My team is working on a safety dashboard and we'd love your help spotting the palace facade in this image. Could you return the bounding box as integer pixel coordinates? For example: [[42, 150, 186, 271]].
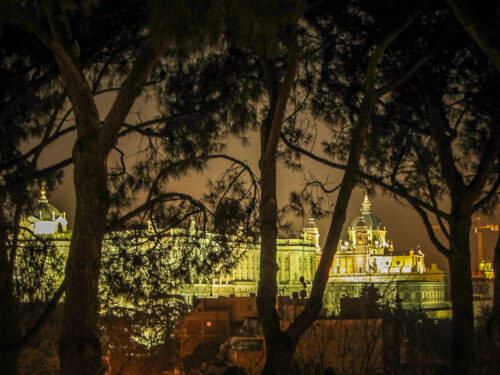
[[179, 193, 449, 316], [327, 193, 448, 315], [24, 189, 450, 316]]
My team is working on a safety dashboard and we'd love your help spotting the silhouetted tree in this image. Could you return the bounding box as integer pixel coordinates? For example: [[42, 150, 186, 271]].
[[446, 0, 500, 73], [0, 18, 70, 374], [284, 3, 500, 374], [270, 2, 431, 374], [365, 17, 499, 375], [1, 1, 253, 373], [223, 1, 432, 374], [444, 3, 500, 359]]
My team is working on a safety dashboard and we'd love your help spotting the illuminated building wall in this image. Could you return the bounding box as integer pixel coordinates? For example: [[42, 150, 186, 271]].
[[325, 193, 450, 316], [178, 221, 320, 305], [22, 189, 451, 316], [24, 185, 68, 235]]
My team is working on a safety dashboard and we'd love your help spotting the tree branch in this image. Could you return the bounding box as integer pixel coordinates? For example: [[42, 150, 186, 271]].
[[446, 0, 500, 74], [375, 35, 442, 97], [422, 87, 465, 195], [287, 11, 423, 343], [262, 28, 300, 162], [467, 128, 500, 200], [412, 203, 450, 257], [107, 193, 209, 231], [281, 134, 449, 219], [473, 160, 500, 212], [99, 38, 170, 152]]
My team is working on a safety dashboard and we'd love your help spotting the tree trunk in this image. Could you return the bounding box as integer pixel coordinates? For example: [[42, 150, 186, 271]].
[[256, 20, 300, 374], [0, 285, 20, 375], [448, 217, 475, 375], [261, 334, 297, 375], [0, 203, 20, 375], [258, 106, 292, 374], [258, 142, 302, 373], [59, 145, 110, 375]]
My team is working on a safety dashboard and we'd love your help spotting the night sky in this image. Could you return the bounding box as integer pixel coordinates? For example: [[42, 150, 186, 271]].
[[39, 94, 500, 273]]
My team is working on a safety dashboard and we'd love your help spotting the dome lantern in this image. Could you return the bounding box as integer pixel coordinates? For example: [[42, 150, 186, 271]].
[[39, 183, 48, 203], [362, 191, 371, 214], [349, 192, 383, 231]]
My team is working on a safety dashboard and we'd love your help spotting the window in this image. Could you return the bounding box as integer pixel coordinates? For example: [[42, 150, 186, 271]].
[[205, 320, 226, 335]]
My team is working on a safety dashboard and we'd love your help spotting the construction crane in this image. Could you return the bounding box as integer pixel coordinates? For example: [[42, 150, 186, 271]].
[[472, 217, 498, 267], [432, 217, 498, 271]]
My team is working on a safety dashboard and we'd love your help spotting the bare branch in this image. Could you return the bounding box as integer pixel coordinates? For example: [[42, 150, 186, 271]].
[[446, 0, 500, 73], [107, 193, 209, 230], [473, 160, 500, 212], [281, 134, 449, 219], [412, 204, 449, 257]]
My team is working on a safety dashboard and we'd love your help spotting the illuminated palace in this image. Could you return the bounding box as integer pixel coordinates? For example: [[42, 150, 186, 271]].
[[326, 193, 449, 315], [179, 192, 449, 316], [24, 189, 449, 315]]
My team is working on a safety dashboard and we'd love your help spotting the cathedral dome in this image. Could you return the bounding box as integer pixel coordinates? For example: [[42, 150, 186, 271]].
[[349, 192, 383, 231], [354, 217, 367, 228], [26, 185, 68, 234], [31, 200, 62, 221]]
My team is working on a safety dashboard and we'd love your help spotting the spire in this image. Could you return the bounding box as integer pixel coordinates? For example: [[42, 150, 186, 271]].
[[362, 191, 371, 214], [39, 183, 48, 203], [307, 218, 316, 228]]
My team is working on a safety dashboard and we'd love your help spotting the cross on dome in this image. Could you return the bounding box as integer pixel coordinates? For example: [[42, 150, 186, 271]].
[[362, 191, 371, 214]]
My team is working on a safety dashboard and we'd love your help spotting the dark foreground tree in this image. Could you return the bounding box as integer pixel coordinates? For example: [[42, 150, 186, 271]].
[[3, 2, 261, 373], [286, 4, 500, 374], [239, 1, 430, 374], [232, 3, 304, 374], [445, 0, 500, 73], [2, 1, 234, 374], [444, 1, 500, 365], [364, 17, 499, 374], [0, 20, 71, 374], [0, 3, 167, 371]]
